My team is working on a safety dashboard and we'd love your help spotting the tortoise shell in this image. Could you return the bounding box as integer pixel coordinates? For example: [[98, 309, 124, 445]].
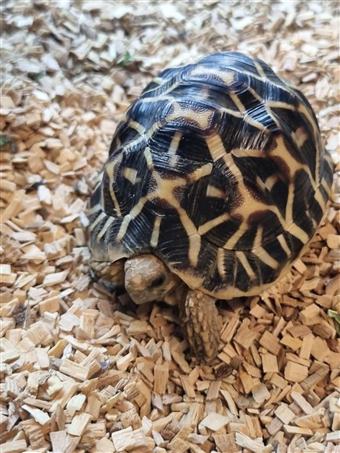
[[88, 52, 333, 298]]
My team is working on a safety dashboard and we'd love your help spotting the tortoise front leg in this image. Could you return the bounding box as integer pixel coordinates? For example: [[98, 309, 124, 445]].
[[182, 290, 221, 362], [90, 260, 125, 290]]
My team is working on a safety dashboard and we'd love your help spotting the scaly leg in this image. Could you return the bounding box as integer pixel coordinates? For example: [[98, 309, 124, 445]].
[[182, 290, 221, 362]]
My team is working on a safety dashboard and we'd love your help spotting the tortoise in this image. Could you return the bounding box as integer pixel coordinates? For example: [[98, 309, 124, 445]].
[[88, 52, 333, 361]]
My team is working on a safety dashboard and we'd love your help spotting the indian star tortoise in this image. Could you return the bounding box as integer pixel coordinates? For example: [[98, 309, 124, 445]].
[[88, 52, 333, 362]]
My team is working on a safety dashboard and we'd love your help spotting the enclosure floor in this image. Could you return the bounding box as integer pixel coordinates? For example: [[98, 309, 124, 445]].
[[1, 1, 339, 452]]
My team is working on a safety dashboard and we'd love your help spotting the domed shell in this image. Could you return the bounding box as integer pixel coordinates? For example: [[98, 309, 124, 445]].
[[89, 52, 333, 299]]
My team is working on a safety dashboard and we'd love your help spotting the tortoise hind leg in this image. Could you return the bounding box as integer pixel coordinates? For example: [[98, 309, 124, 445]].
[[182, 290, 221, 362]]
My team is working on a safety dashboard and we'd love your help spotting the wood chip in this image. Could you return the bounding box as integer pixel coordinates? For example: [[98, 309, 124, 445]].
[[22, 405, 50, 425], [111, 427, 148, 452], [43, 270, 68, 287], [259, 330, 281, 355], [274, 403, 296, 424], [252, 383, 271, 404], [261, 353, 279, 373], [325, 430, 340, 443], [199, 413, 230, 431], [67, 413, 92, 436], [154, 363, 169, 395], [284, 361, 309, 383], [291, 391, 314, 415], [235, 432, 271, 453], [1, 440, 28, 453], [283, 424, 313, 436]]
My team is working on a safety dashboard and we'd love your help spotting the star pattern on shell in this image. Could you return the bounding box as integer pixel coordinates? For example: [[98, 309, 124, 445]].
[[88, 51, 333, 299]]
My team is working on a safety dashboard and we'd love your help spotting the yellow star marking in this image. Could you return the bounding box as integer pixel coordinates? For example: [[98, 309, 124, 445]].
[[219, 153, 301, 251], [263, 175, 278, 191], [206, 184, 226, 198], [285, 184, 309, 244], [152, 172, 186, 200], [297, 102, 321, 185], [277, 233, 291, 256], [217, 248, 226, 279], [190, 66, 235, 85], [123, 121, 162, 153], [292, 126, 310, 151], [187, 233, 201, 265], [97, 216, 115, 240], [297, 103, 319, 144], [88, 211, 107, 232], [88, 203, 102, 216], [235, 68, 296, 100], [252, 226, 263, 251], [254, 174, 279, 194], [253, 60, 266, 79], [150, 216, 162, 247], [123, 167, 138, 184], [148, 172, 199, 252], [254, 176, 267, 195], [255, 247, 278, 269], [144, 81, 180, 99], [231, 148, 265, 158], [206, 133, 227, 161], [166, 102, 214, 130], [150, 173, 200, 260], [168, 131, 182, 154], [287, 225, 309, 246], [236, 251, 255, 278], [266, 100, 320, 189], [321, 179, 332, 198], [115, 155, 213, 266], [105, 160, 122, 217], [266, 101, 295, 111], [220, 107, 243, 119], [314, 189, 329, 210], [143, 147, 153, 169], [223, 224, 247, 250], [150, 164, 214, 265], [248, 87, 264, 103], [128, 120, 145, 135], [198, 213, 230, 235], [229, 92, 268, 132], [187, 163, 212, 182], [229, 92, 245, 112], [270, 136, 316, 190], [138, 95, 175, 104], [116, 196, 147, 241]]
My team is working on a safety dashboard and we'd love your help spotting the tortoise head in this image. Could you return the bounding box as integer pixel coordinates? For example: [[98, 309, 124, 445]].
[[91, 254, 181, 304], [124, 254, 177, 304]]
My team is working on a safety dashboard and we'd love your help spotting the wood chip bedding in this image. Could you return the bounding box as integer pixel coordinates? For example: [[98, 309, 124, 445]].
[[0, 1, 339, 452]]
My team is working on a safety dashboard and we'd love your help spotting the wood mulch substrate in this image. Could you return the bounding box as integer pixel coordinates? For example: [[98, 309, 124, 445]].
[[0, 1, 339, 452]]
